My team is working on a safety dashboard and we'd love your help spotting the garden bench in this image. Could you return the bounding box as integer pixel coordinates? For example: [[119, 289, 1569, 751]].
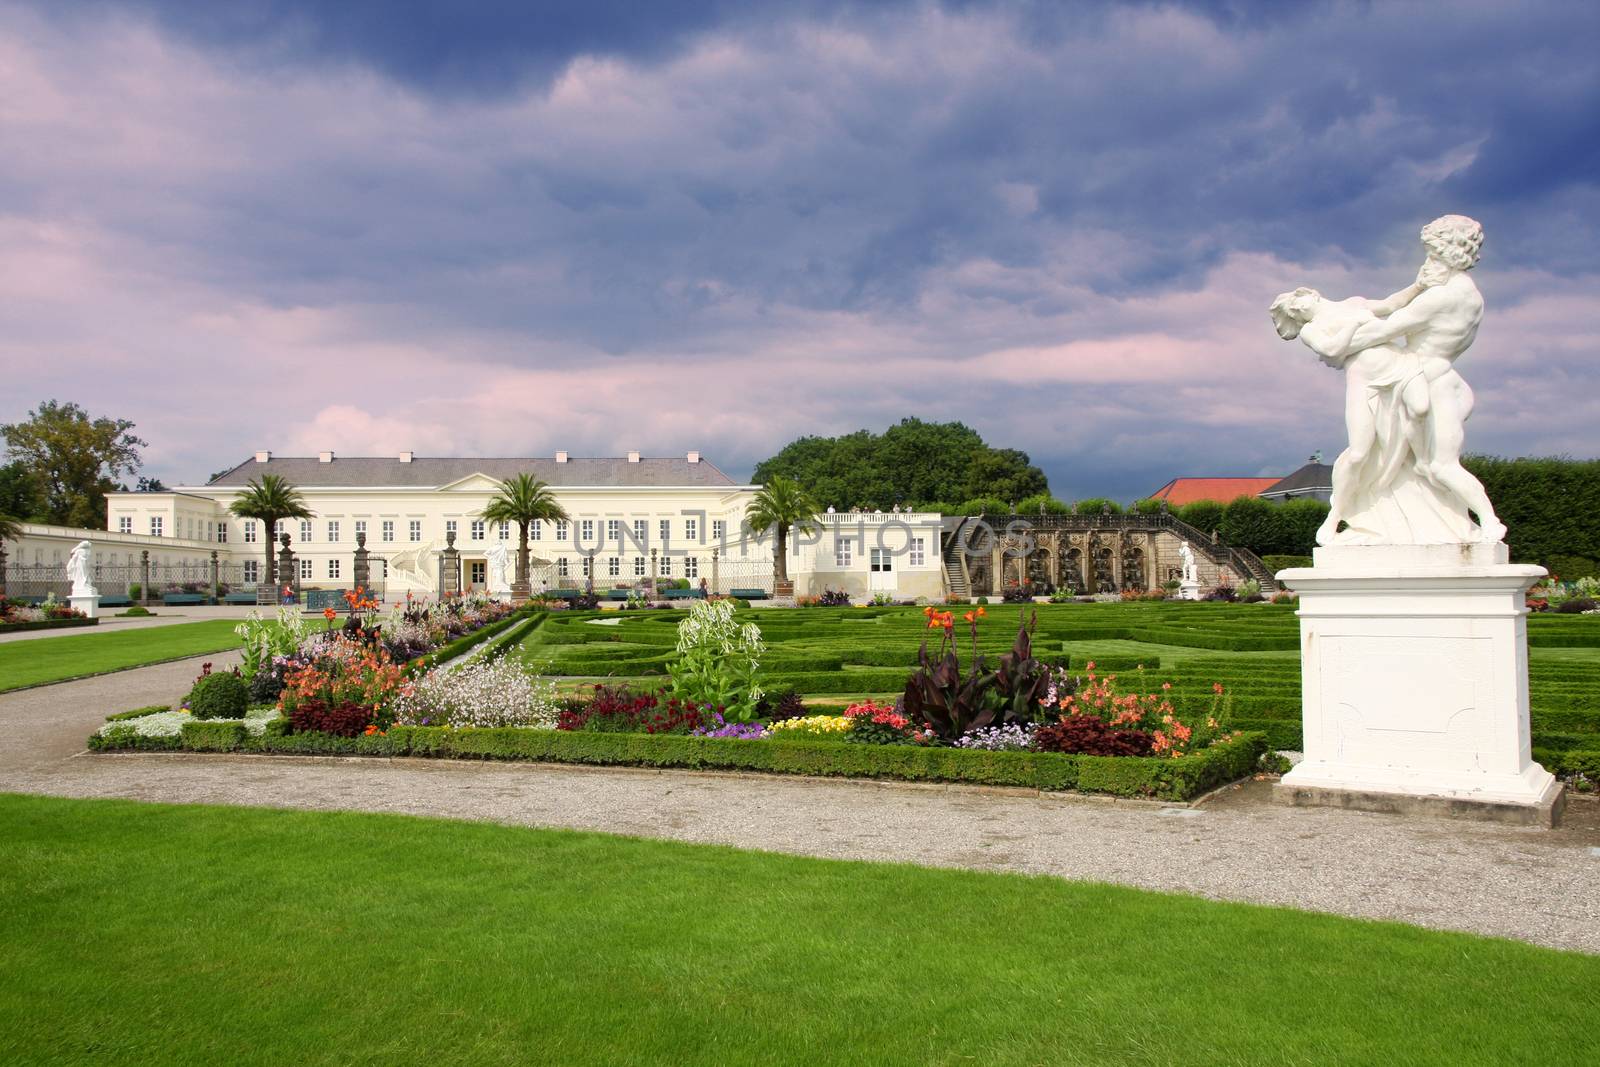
[[97, 594, 133, 608], [661, 588, 705, 600], [603, 589, 631, 601], [729, 588, 769, 600], [545, 589, 583, 601], [162, 593, 207, 606], [303, 589, 348, 611], [222, 591, 259, 605]]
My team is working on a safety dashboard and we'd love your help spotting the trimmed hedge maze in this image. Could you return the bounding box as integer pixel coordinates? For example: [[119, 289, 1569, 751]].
[[513, 602, 1600, 775]]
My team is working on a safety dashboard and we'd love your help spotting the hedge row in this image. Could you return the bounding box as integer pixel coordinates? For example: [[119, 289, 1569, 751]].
[[404, 610, 542, 676], [0, 617, 99, 633], [91, 721, 1267, 801]]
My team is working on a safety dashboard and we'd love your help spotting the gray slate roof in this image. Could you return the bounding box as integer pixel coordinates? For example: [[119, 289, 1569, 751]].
[[1260, 462, 1333, 497], [203, 456, 741, 489]]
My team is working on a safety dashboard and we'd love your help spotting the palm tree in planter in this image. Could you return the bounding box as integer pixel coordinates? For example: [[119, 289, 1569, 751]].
[[480, 473, 568, 602], [0, 513, 19, 598], [744, 475, 821, 597], [228, 474, 312, 586]]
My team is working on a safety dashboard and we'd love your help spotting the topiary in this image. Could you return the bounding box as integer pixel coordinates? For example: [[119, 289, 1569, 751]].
[[186, 671, 249, 720], [1555, 597, 1597, 614]]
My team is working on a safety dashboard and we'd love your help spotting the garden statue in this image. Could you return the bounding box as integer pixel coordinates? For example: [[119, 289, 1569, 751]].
[[65, 540, 96, 598], [1177, 541, 1201, 601], [1271, 215, 1559, 821], [485, 539, 512, 598], [1270, 214, 1504, 546]]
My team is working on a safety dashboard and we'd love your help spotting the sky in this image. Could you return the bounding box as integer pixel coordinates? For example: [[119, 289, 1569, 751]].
[[2, 0, 1597, 500]]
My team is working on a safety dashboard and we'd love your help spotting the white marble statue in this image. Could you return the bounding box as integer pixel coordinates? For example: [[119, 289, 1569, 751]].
[[1271, 214, 1504, 546], [485, 539, 513, 596], [65, 540, 96, 598], [1178, 541, 1198, 585]]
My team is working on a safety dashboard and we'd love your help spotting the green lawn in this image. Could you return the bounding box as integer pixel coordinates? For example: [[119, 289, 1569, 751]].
[[515, 602, 1600, 770], [1, 794, 1594, 1066], [0, 620, 243, 691]]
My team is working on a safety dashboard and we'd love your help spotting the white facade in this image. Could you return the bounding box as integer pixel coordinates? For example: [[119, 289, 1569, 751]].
[[96, 452, 952, 602]]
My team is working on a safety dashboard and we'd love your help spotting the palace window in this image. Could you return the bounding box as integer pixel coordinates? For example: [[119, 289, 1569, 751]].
[[581, 556, 593, 578], [243, 560, 258, 583], [909, 537, 925, 567], [149, 517, 163, 537], [355, 520, 366, 539], [217, 522, 228, 543], [298, 558, 313, 580], [659, 518, 671, 542], [555, 520, 569, 542], [327, 520, 340, 543], [328, 559, 341, 579], [607, 519, 620, 543], [382, 520, 395, 542], [685, 556, 699, 579], [117, 516, 132, 534], [244, 520, 257, 543], [834, 538, 853, 568], [300, 520, 312, 542], [632, 519, 647, 543], [607, 556, 620, 577], [446, 519, 457, 538], [685, 518, 698, 541], [470, 519, 485, 541], [633, 557, 646, 577], [660, 556, 673, 578], [498, 521, 509, 540], [557, 557, 569, 578], [530, 519, 542, 541], [712, 519, 725, 542], [580, 519, 595, 542], [409, 520, 422, 542]]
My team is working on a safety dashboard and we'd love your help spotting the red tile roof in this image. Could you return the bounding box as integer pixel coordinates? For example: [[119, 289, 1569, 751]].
[[1148, 477, 1281, 506]]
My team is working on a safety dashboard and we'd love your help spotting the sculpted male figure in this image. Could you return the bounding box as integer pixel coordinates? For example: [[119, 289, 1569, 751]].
[[1271, 215, 1504, 545]]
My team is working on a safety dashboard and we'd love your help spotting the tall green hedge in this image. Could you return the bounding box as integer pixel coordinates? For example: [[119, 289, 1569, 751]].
[[1464, 455, 1600, 575]]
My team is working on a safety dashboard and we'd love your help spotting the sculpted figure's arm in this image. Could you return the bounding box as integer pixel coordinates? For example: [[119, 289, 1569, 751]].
[[1366, 282, 1426, 318], [1345, 285, 1451, 351]]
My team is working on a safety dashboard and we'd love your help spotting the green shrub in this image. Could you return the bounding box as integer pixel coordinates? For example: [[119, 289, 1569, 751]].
[[186, 672, 249, 720], [1261, 554, 1313, 572], [88, 725, 181, 752], [180, 721, 247, 752], [128, 583, 142, 601], [105, 704, 170, 722], [118, 605, 154, 617]]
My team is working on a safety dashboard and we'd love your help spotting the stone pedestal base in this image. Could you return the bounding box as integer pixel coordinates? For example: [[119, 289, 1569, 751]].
[[1178, 580, 1201, 601], [70, 593, 101, 619], [1276, 543, 1560, 822]]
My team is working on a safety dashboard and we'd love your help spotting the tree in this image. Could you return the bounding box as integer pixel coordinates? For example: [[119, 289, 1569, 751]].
[[480, 474, 568, 601], [1218, 496, 1287, 556], [1277, 498, 1330, 556], [1177, 500, 1224, 538], [744, 475, 821, 588], [227, 475, 313, 586], [753, 418, 1048, 510], [1072, 497, 1123, 516], [0, 400, 146, 528], [1464, 455, 1600, 572], [0, 513, 19, 544], [0, 461, 42, 523], [1016, 493, 1071, 515], [133, 476, 168, 493]]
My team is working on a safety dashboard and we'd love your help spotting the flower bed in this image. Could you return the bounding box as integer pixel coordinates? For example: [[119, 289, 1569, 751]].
[[1, 594, 93, 632], [89, 715, 1265, 800]]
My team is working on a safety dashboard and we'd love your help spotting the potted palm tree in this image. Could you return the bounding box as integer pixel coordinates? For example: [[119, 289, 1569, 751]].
[[480, 473, 569, 603], [227, 474, 312, 589], [744, 475, 820, 598], [0, 513, 18, 599]]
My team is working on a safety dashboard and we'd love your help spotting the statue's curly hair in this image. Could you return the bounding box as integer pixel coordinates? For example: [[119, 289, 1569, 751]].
[[1420, 214, 1483, 271]]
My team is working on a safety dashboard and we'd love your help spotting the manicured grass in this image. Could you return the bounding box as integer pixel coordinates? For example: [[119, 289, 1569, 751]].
[[0, 620, 243, 691], [516, 603, 1600, 767], [2, 794, 1595, 1066]]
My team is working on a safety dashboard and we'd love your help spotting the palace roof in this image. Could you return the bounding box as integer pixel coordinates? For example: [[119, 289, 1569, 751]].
[[203, 454, 740, 490], [1147, 476, 1281, 506]]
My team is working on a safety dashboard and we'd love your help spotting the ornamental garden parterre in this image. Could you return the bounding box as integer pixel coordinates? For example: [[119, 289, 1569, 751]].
[[88, 590, 1600, 798]]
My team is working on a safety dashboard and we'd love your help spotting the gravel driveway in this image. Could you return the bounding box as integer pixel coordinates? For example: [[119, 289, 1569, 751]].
[[3, 654, 1597, 954]]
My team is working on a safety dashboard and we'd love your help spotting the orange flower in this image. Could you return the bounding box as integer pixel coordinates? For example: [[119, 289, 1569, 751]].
[[976, 606, 986, 617], [963, 611, 975, 623], [323, 607, 337, 620], [922, 605, 934, 618], [1213, 682, 1224, 695]]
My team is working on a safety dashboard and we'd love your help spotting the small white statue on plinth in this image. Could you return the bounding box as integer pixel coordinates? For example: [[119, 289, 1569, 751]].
[[1269, 215, 1559, 823], [485, 540, 513, 600], [65, 539, 101, 619], [1177, 542, 1201, 601]]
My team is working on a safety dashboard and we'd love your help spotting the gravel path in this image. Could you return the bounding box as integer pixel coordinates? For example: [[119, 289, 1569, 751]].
[[2, 656, 1597, 954]]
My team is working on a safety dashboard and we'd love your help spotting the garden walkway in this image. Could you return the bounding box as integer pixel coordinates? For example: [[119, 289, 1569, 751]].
[[1, 654, 1597, 955]]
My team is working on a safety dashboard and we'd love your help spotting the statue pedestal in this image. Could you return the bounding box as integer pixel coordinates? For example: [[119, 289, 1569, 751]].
[[1275, 543, 1562, 826], [1178, 580, 1201, 601], [70, 593, 101, 620]]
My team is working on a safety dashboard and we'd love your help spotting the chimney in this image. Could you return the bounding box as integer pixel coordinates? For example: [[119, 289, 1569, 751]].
[[686, 451, 701, 464], [318, 450, 334, 463], [555, 451, 569, 463], [254, 450, 271, 463], [398, 451, 413, 463], [627, 450, 640, 464]]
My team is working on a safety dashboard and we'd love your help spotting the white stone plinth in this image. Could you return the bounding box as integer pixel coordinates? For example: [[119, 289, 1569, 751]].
[[1275, 543, 1559, 814], [70, 593, 101, 619], [1178, 580, 1201, 601]]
